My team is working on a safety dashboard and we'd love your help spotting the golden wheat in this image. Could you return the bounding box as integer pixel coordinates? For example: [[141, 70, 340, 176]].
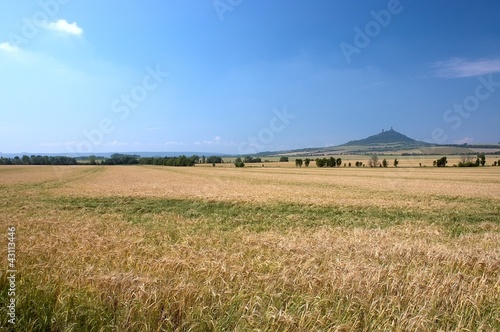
[[1, 165, 499, 330]]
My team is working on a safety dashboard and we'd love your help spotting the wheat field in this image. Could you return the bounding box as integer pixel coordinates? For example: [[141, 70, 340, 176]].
[[1, 165, 499, 331]]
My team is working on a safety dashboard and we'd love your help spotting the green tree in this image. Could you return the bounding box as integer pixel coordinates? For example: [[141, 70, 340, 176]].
[[89, 155, 97, 165], [244, 156, 262, 163], [478, 153, 486, 166], [279, 156, 289, 162], [336, 158, 342, 167], [304, 158, 311, 167], [295, 159, 303, 167], [234, 157, 245, 167], [393, 159, 399, 167], [435, 157, 447, 167], [382, 159, 388, 168], [21, 155, 31, 165], [206, 156, 223, 164]]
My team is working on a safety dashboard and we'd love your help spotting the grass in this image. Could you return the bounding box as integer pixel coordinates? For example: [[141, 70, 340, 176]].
[[1, 165, 499, 331]]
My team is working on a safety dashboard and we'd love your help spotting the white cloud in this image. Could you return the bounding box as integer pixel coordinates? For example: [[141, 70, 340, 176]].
[[432, 58, 500, 78], [193, 136, 237, 147], [194, 136, 219, 146], [105, 140, 128, 147], [0, 42, 20, 53], [454, 137, 474, 145], [45, 19, 83, 36], [60, 140, 127, 148], [164, 141, 184, 146]]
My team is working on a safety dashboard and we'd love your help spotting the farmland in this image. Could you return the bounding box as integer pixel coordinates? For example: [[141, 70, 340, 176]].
[[1, 165, 499, 330]]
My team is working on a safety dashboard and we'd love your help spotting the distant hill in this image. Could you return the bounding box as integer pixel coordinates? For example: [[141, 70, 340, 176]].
[[340, 128, 431, 147], [270, 128, 500, 157], [268, 128, 439, 156]]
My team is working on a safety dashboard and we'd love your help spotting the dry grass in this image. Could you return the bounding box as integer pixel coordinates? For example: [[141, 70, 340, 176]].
[[1, 165, 499, 330], [53, 165, 500, 207], [0, 165, 88, 185]]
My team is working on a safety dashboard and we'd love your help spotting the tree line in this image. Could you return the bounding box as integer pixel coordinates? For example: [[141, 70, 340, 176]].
[[91, 154, 227, 167], [3, 153, 498, 168], [0, 155, 78, 165], [0, 154, 219, 167], [139, 155, 200, 167], [314, 156, 386, 168], [433, 153, 496, 167]]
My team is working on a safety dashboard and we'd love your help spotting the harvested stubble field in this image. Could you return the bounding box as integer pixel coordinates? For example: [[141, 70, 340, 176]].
[[1, 165, 499, 331]]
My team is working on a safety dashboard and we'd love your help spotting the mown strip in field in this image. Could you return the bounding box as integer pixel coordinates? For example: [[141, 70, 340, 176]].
[[43, 195, 500, 237]]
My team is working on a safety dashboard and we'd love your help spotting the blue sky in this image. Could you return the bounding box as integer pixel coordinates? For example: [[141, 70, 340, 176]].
[[1, 0, 499, 155]]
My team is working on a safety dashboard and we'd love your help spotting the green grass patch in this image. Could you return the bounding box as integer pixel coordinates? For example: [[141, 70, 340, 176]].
[[42, 195, 500, 236]]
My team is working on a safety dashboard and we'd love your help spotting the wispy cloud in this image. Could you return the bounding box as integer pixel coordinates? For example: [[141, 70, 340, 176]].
[[0, 42, 20, 53], [39, 141, 77, 147], [39, 143, 63, 147], [164, 141, 184, 146], [44, 19, 83, 36], [105, 140, 127, 147], [432, 58, 500, 78], [40, 140, 128, 148], [454, 137, 474, 145], [193, 136, 237, 146]]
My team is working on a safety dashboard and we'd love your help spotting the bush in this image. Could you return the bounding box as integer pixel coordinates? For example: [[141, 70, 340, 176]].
[[234, 157, 245, 168], [244, 156, 261, 163], [206, 156, 223, 164], [369, 155, 378, 168], [435, 157, 447, 167], [458, 156, 478, 167]]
